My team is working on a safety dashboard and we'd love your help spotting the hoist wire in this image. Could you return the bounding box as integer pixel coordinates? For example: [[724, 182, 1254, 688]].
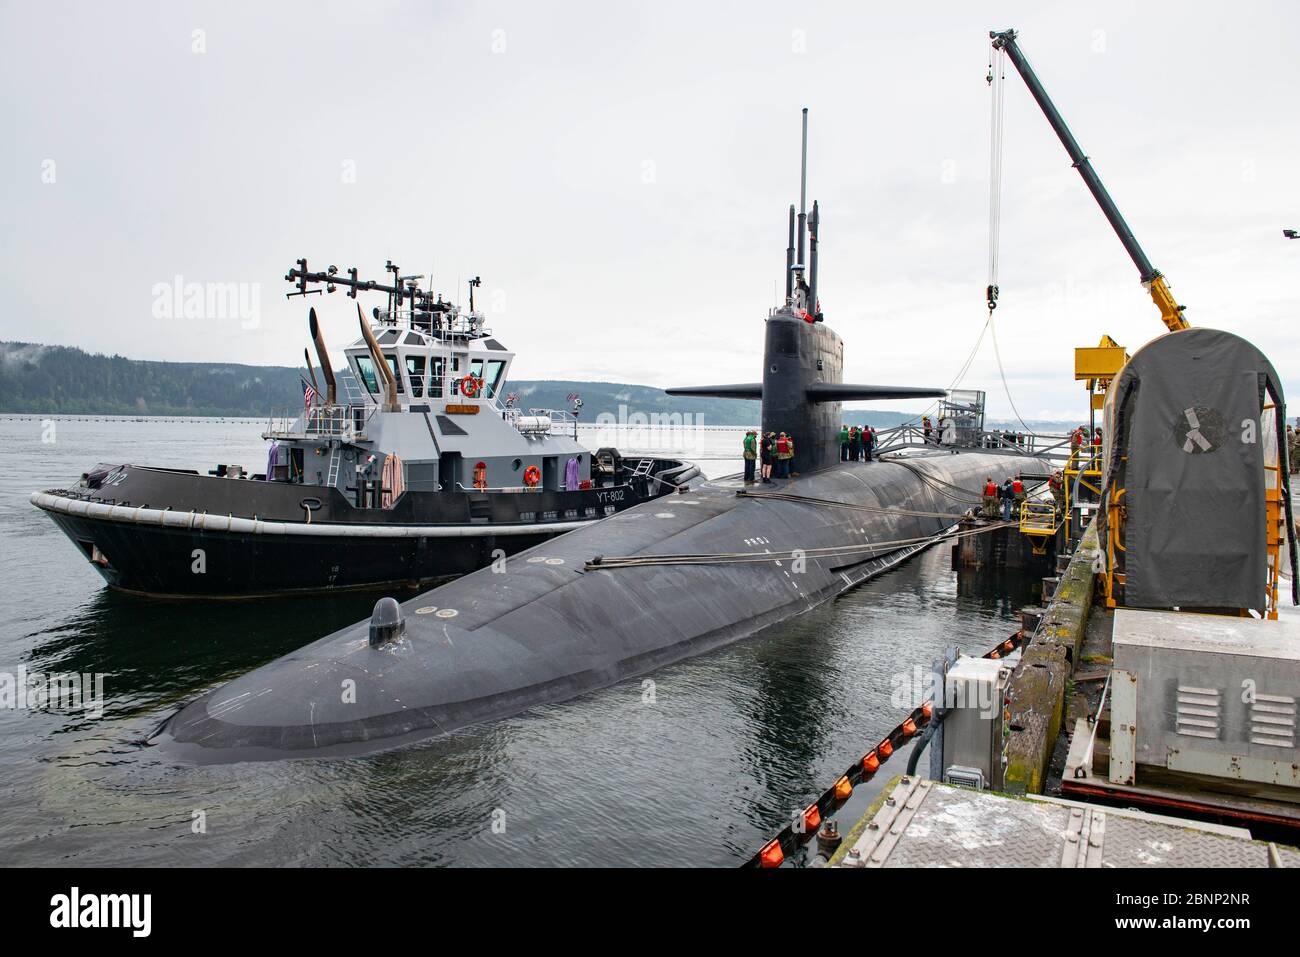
[[988, 44, 1007, 290], [948, 313, 990, 391], [990, 312, 1034, 434], [880, 311, 992, 434], [985, 42, 1034, 435]]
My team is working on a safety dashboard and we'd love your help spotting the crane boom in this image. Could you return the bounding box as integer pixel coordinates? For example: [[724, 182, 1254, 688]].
[[991, 29, 1188, 332]]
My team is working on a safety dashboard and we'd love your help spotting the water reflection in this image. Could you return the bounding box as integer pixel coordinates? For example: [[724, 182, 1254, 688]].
[[23, 587, 389, 715], [2, 419, 1045, 866]]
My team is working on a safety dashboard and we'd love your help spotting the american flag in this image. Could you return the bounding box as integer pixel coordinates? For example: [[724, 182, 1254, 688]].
[[301, 379, 316, 409]]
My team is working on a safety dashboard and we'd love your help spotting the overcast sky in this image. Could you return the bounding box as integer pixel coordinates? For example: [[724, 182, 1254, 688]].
[[3, 0, 1297, 421]]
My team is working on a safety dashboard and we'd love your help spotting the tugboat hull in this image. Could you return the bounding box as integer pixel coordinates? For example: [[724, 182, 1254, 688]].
[[32, 458, 693, 598], [34, 494, 570, 597]]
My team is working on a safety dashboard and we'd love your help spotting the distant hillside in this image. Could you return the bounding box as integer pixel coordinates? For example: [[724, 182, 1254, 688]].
[[0, 342, 304, 417], [0, 341, 1070, 431], [0, 342, 879, 426]]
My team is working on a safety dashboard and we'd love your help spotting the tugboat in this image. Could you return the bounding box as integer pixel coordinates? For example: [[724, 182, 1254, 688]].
[[31, 260, 698, 597]]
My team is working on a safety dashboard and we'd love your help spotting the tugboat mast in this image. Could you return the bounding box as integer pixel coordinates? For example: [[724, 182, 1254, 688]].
[[286, 259, 473, 337], [287, 259, 455, 312]]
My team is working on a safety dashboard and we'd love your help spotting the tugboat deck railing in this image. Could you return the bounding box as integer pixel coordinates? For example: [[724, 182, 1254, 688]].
[[261, 403, 375, 442], [502, 406, 580, 440]]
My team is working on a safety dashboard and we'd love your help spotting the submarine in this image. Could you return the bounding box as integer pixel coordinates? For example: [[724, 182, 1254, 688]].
[[158, 111, 1045, 763]]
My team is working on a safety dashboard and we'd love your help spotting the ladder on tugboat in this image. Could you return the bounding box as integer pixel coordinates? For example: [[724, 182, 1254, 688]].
[[326, 446, 341, 488], [631, 459, 655, 479]]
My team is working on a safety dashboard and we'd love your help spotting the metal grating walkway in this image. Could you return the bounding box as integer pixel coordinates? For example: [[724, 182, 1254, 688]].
[[832, 777, 1299, 868]]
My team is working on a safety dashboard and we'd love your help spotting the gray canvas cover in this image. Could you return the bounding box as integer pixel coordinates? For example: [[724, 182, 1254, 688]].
[[1100, 328, 1289, 609]]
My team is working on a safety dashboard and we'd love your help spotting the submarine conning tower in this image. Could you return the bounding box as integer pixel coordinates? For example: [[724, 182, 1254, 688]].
[[666, 108, 945, 473], [761, 306, 845, 474]]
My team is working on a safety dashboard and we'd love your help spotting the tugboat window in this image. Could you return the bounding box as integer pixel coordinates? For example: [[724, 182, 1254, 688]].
[[485, 359, 506, 398], [406, 355, 426, 398], [512, 458, 522, 471], [383, 354, 405, 393], [430, 356, 444, 398], [354, 355, 381, 394]]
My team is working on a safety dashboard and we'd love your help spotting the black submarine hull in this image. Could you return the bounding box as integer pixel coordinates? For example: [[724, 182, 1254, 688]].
[[159, 450, 1040, 762]]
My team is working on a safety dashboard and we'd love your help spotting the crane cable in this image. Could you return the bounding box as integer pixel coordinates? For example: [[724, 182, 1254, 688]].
[[990, 312, 1034, 434], [985, 40, 1035, 436], [877, 311, 992, 437], [987, 42, 1006, 313]]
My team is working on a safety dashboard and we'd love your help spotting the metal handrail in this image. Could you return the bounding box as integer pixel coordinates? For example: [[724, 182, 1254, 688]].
[[1019, 499, 1057, 535], [262, 402, 377, 440], [1066, 444, 1104, 475], [455, 481, 597, 494], [874, 423, 1072, 457], [501, 406, 579, 439]]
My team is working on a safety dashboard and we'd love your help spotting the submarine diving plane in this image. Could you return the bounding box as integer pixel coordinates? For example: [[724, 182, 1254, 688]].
[[158, 111, 1044, 762]]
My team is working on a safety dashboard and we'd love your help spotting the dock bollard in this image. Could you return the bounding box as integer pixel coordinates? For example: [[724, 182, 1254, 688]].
[[1020, 606, 1044, 635], [816, 821, 842, 857]]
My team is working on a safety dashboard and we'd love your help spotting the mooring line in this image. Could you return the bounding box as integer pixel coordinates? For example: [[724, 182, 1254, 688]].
[[584, 521, 1014, 570], [735, 489, 974, 521]]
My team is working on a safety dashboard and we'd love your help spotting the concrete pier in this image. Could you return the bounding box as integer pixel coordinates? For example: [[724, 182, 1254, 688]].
[[828, 775, 1297, 868], [953, 517, 1056, 571], [1003, 520, 1100, 794]]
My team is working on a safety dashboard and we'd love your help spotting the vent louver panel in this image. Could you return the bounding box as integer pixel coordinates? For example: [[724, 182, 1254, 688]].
[[1174, 686, 1221, 740], [1250, 693, 1297, 749]]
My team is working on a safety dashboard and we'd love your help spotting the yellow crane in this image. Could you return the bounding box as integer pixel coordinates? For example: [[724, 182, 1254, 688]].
[[991, 30, 1189, 334]]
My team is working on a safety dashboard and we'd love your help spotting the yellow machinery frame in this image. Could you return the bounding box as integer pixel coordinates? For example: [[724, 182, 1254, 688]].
[[1018, 500, 1057, 555]]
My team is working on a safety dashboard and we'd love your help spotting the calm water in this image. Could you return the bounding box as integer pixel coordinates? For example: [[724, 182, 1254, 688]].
[[0, 416, 1036, 866]]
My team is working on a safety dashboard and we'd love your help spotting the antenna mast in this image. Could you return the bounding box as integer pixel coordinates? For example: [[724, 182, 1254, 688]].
[[784, 204, 796, 300], [796, 108, 808, 276]]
